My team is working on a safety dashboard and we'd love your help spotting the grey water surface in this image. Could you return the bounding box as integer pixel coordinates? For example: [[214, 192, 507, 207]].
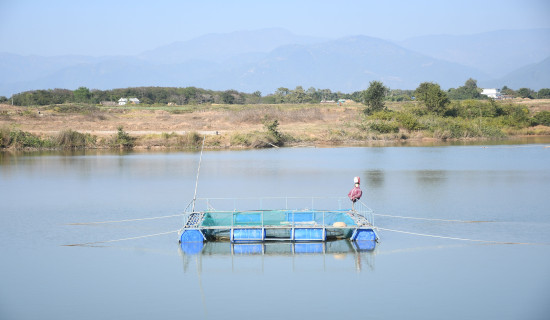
[[1, 142, 549, 320]]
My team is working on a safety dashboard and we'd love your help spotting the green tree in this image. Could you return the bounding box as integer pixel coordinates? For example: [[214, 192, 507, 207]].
[[362, 81, 388, 114], [289, 86, 309, 103], [112, 126, 135, 148], [533, 111, 550, 126], [517, 88, 534, 99], [220, 90, 235, 104], [415, 82, 450, 115], [447, 78, 481, 100], [73, 87, 91, 103], [537, 88, 550, 99], [274, 87, 290, 103], [501, 86, 516, 97]]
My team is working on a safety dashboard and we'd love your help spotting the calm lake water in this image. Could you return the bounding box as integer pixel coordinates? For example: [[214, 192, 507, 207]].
[[1, 140, 550, 320]]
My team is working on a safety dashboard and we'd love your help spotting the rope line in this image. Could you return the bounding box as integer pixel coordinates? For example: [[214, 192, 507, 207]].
[[372, 212, 492, 223], [377, 227, 546, 245], [66, 213, 185, 225], [192, 136, 206, 213], [63, 229, 180, 247]]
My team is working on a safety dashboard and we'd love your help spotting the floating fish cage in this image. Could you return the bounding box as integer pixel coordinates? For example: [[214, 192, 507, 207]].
[[178, 197, 378, 245]]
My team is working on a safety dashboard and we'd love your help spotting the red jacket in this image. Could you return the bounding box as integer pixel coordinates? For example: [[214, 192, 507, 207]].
[[348, 186, 362, 202]]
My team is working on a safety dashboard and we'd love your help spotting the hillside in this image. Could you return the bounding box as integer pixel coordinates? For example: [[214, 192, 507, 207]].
[[1, 28, 549, 97], [398, 28, 550, 79], [486, 56, 550, 90]]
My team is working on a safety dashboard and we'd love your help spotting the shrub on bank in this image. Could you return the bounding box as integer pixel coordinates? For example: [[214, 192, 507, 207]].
[[0, 127, 54, 148], [0, 126, 11, 148], [367, 121, 400, 134], [533, 111, 550, 126], [56, 130, 96, 149], [178, 131, 203, 148], [111, 126, 135, 149], [396, 112, 424, 131]]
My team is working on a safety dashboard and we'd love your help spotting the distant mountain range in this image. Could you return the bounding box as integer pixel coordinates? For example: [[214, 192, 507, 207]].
[[0, 27, 548, 97]]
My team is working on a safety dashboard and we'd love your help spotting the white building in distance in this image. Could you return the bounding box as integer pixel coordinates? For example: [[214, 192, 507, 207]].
[[481, 88, 502, 99], [118, 98, 140, 105]]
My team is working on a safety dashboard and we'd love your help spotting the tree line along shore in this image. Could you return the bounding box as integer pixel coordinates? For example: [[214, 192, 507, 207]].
[[2, 78, 550, 106], [1, 81, 550, 151]]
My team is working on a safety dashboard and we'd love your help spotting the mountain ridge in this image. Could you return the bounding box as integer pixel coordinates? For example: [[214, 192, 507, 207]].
[[1, 28, 548, 97]]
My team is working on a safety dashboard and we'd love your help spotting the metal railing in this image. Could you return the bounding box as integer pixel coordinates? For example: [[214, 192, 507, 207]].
[[181, 197, 376, 229], [354, 200, 375, 227], [188, 196, 350, 213]]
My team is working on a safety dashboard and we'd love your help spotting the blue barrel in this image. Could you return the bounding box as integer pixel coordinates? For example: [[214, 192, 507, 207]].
[[351, 229, 377, 241], [180, 229, 204, 242]]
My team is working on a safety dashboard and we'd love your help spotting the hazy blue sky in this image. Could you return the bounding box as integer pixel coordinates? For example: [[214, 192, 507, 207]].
[[0, 0, 548, 56]]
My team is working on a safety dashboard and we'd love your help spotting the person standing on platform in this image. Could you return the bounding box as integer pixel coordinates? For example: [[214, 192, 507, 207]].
[[348, 176, 362, 210]]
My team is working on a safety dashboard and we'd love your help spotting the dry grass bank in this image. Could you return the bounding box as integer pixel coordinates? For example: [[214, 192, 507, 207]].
[[1, 99, 550, 150]]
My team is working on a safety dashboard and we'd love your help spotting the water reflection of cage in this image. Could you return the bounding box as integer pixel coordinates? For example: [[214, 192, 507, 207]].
[[179, 239, 377, 273]]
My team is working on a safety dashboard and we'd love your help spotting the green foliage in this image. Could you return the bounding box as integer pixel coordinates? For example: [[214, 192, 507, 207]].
[[230, 132, 252, 146], [447, 78, 481, 100], [220, 90, 236, 104], [0, 127, 11, 148], [415, 82, 450, 115], [0, 96, 8, 103], [183, 132, 203, 147], [287, 86, 311, 103], [45, 104, 100, 114], [6, 129, 53, 148], [402, 103, 429, 117], [501, 86, 516, 97], [368, 110, 394, 121], [367, 121, 399, 134], [533, 111, 550, 126], [73, 87, 91, 103], [262, 95, 277, 104], [362, 81, 389, 114], [0, 127, 54, 148], [263, 117, 285, 146], [368, 110, 423, 131], [449, 99, 500, 118], [229, 117, 289, 148], [396, 112, 424, 131], [14, 89, 73, 106], [517, 88, 535, 99], [10, 85, 366, 107], [112, 126, 135, 148], [537, 88, 550, 99], [387, 89, 414, 102], [497, 105, 531, 128]]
